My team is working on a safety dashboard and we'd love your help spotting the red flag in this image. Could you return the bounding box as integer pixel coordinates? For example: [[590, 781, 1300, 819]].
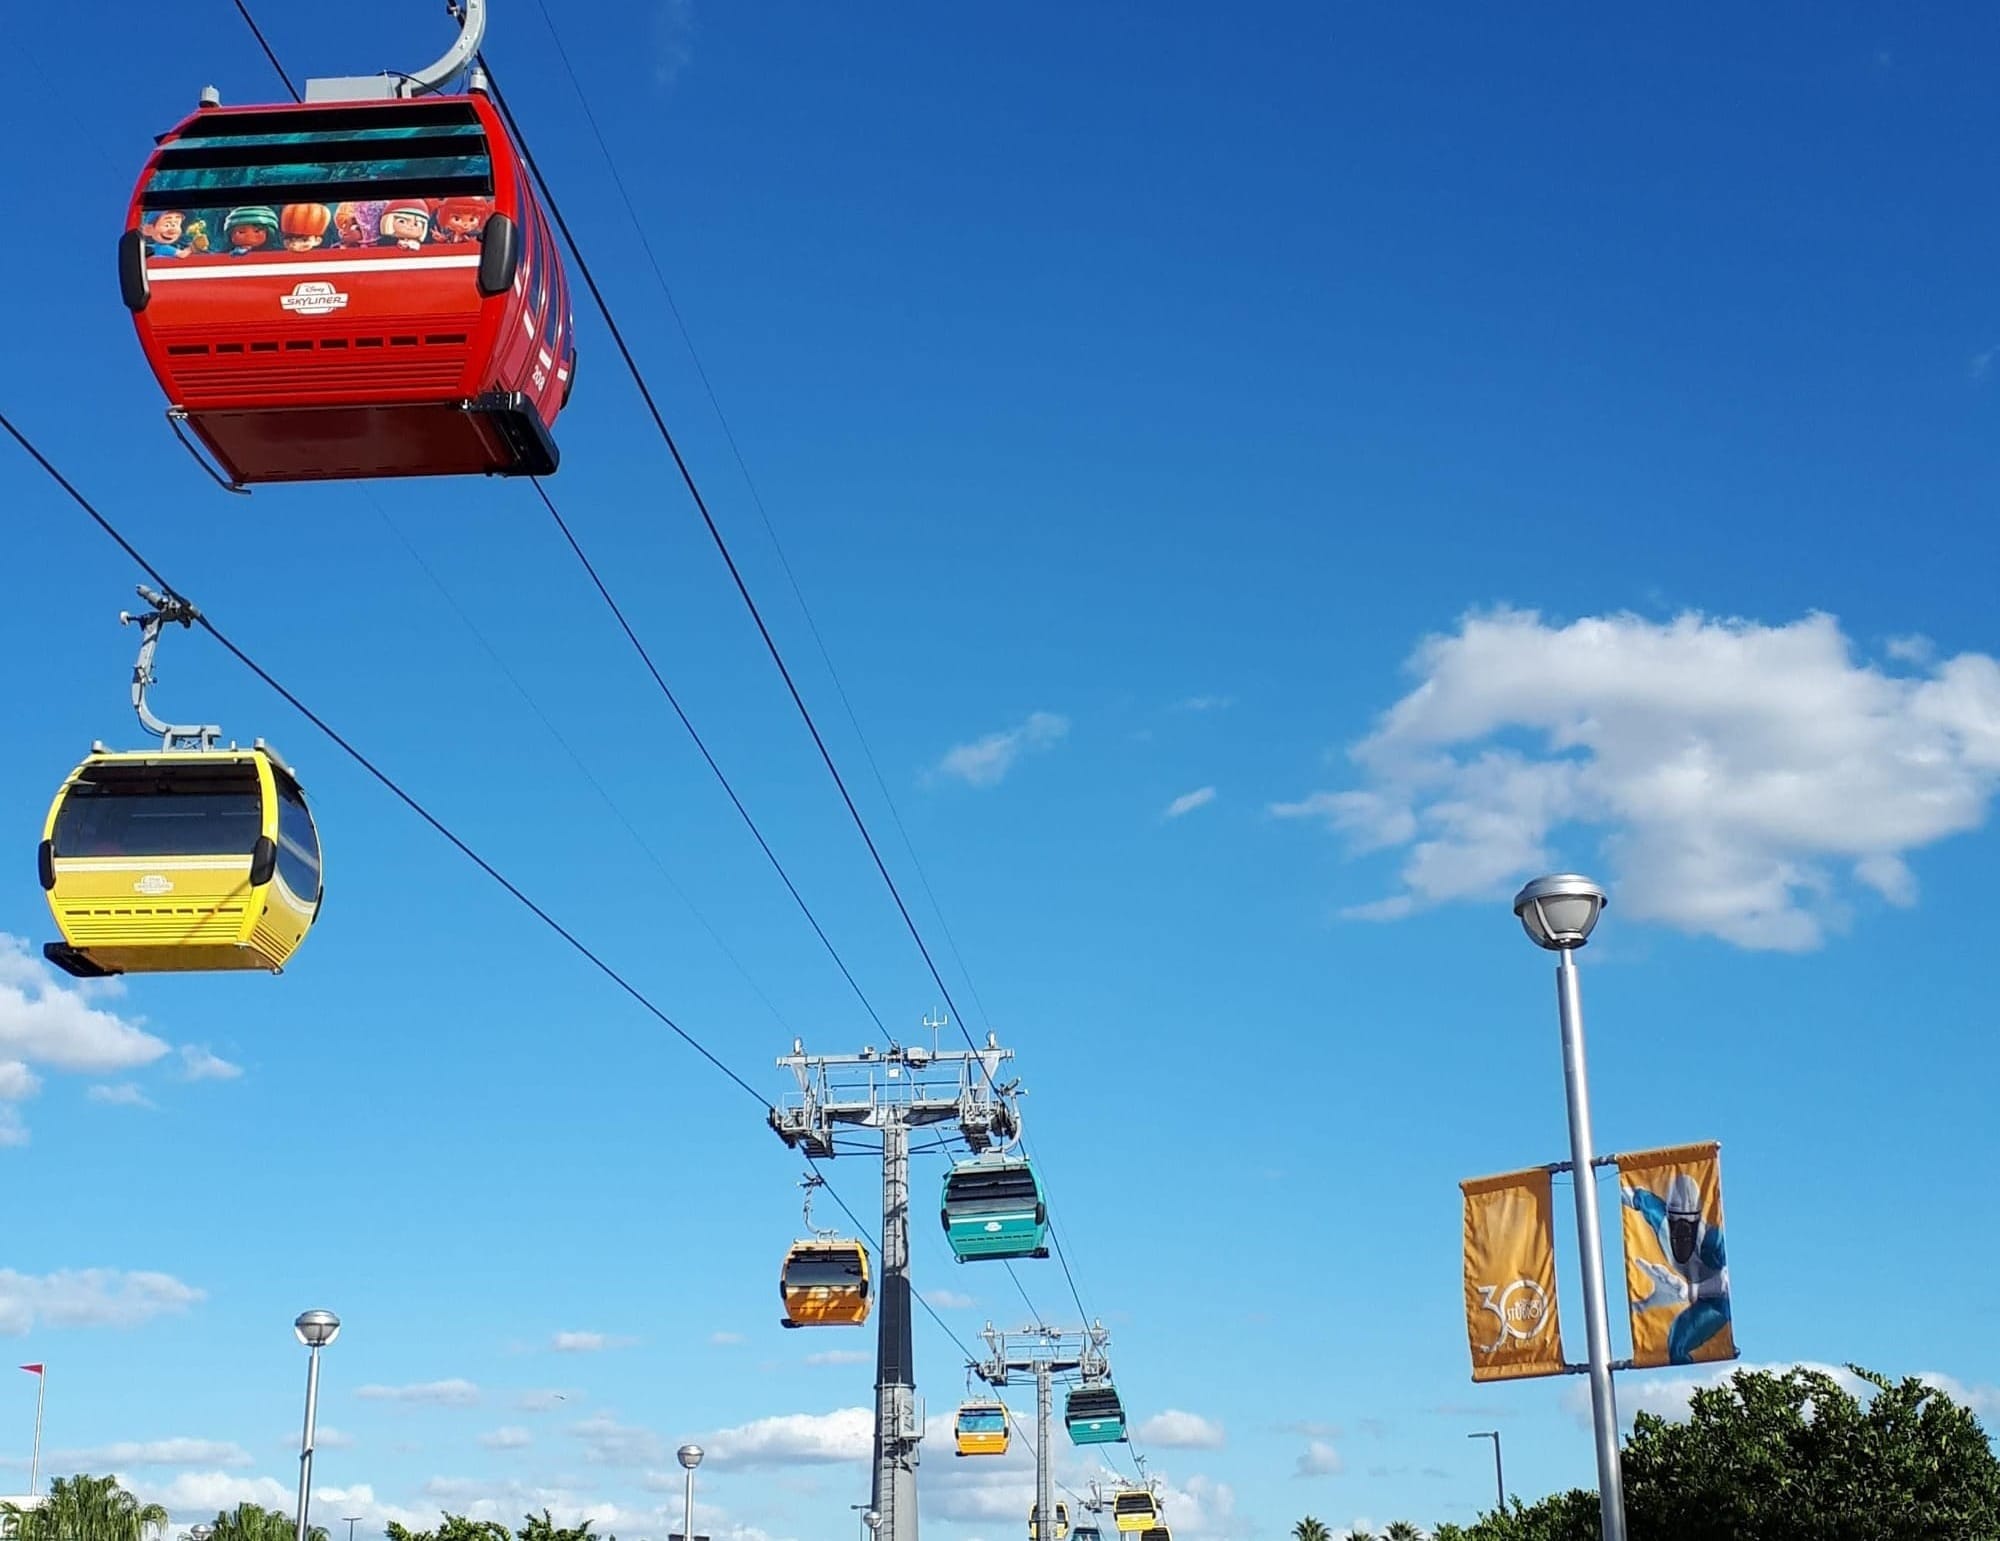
[[19, 1365, 42, 1376]]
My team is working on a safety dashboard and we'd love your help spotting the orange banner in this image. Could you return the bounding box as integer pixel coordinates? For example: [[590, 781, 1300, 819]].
[[1619, 1141, 1736, 1369], [1460, 1168, 1566, 1382]]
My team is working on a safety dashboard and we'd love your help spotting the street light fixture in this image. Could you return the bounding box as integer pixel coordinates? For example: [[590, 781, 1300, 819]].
[[293, 1311, 340, 1541], [1467, 1430, 1504, 1511], [677, 1443, 704, 1541], [1511, 874, 1624, 1541]]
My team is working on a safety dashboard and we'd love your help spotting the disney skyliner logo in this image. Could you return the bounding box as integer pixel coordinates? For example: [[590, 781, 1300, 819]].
[[1474, 1277, 1553, 1352], [280, 281, 349, 317]]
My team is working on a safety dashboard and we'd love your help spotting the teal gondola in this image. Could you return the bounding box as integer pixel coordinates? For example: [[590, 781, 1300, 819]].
[[1065, 1382, 1127, 1445], [941, 1155, 1048, 1262]]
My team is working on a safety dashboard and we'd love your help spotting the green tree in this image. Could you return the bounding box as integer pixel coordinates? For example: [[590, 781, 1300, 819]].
[[1434, 1366, 2000, 1540], [1621, 1365, 2000, 1540], [517, 1513, 601, 1541], [1293, 1520, 1332, 1541], [386, 1521, 514, 1541], [3, 1474, 169, 1541], [1344, 1529, 1377, 1541], [209, 1503, 328, 1541], [1384, 1525, 1425, 1541]]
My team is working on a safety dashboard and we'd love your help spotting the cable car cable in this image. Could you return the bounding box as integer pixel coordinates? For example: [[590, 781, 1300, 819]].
[[529, 478, 891, 1042], [520, 0, 999, 1036], [482, 63, 985, 1055], [228, 0, 301, 102], [372, 494, 798, 1037]]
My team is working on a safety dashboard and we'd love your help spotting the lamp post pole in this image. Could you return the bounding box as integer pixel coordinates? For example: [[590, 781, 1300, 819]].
[[1514, 875, 1626, 1541], [292, 1311, 341, 1541], [677, 1443, 704, 1541], [1468, 1430, 1504, 1511]]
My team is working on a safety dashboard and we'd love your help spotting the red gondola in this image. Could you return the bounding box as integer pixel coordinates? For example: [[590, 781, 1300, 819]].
[[118, 4, 574, 485]]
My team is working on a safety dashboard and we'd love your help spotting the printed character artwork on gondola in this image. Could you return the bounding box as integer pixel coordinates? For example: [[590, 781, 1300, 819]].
[[223, 205, 279, 255], [138, 195, 489, 266], [332, 199, 387, 248], [279, 203, 333, 251], [142, 210, 193, 258], [376, 199, 433, 249], [431, 196, 493, 243]]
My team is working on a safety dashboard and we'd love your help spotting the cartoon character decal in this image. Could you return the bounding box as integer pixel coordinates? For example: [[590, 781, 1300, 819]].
[[333, 199, 388, 248], [280, 203, 333, 251], [223, 206, 280, 256], [431, 196, 493, 244], [376, 200, 433, 250], [142, 210, 193, 258]]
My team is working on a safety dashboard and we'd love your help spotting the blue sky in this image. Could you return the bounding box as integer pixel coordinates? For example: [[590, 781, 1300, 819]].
[[3, 0, 1999, 1536]]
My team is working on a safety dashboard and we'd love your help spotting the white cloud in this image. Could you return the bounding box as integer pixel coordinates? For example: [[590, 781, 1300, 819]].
[[702, 1407, 873, 1468], [145, 1471, 291, 1520], [1175, 696, 1233, 712], [1163, 787, 1217, 820], [0, 936, 170, 1071], [0, 1269, 202, 1334], [932, 712, 1069, 788], [551, 1330, 635, 1353], [1279, 609, 2000, 950], [312, 1483, 434, 1534], [55, 1438, 251, 1469], [1972, 347, 1996, 383], [178, 1045, 243, 1081], [313, 1427, 355, 1451], [1136, 1409, 1226, 1449], [572, 1414, 668, 1467], [480, 1426, 534, 1450], [1294, 1439, 1343, 1477], [0, 1062, 40, 1101], [803, 1349, 871, 1367], [921, 1289, 975, 1310], [87, 1083, 155, 1109], [354, 1379, 480, 1407], [710, 1331, 746, 1346], [1564, 1360, 1870, 1427], [1917, 1371, 2000, 1419]]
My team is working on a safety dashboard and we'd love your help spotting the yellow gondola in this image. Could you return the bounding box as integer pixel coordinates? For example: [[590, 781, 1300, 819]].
[[778, 1237, 871, 1327], [954, 1400, 1010, 1456], [41, 744, 322, 977], [1112, 1491, 1159, 1533], [40, 589, 322, 979], [1028, 1505, 1069, 1541]]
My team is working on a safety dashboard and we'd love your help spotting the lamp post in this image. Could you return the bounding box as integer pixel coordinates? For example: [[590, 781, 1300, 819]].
[[293, 1311, 341, 1541], [1512, 874, 1625, 1541], [678, 1443, 704, 1541], [1467, 1430, 1504, 1511]]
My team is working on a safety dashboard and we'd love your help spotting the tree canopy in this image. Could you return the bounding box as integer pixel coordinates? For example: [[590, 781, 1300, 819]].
[[1432, 1365, 2000, 1541], [2, 1474, 169, 1541], [209, 1502, 328, 1541]]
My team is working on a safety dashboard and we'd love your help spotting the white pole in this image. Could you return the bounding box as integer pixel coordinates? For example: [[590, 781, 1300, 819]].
[[1555, 948, 1627, 1541], [29, 1369, 44, 1497]]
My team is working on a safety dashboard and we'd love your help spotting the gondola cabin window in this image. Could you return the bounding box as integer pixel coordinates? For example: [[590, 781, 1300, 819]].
[[51, 760, 262, 858]]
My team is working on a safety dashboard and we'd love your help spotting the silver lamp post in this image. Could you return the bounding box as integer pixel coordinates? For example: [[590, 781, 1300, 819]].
[[293, 1310, 341, 1541], [864, 1510, 882, 1541], [1512, 874, 1626, 1541], [1467, 1429, 1504, 1511], [677, 1443, 704, 1541]]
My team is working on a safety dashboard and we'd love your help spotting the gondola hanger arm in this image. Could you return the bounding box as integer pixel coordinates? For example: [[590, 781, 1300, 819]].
[[121, 585, 222, 751]]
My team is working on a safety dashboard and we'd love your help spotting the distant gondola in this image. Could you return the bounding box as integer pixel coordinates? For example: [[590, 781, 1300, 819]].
[[941, 1154, 1048, 1262], [1065, 1382, 1127, 1445], [954, 1400, 1010, 1457]]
